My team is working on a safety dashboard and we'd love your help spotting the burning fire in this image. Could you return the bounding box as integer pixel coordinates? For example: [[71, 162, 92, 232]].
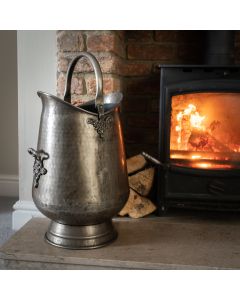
[[176, 104, 205, 130], [175, 104, 206, 150], [170, 93, 240, 170]]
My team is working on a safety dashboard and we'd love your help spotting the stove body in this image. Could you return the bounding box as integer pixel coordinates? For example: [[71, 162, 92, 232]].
[[158, 65, 240, 213]]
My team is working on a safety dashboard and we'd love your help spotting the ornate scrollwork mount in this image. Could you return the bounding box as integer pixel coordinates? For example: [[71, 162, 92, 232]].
[[87, 115, 113, 138], [28, 148, 49, 188]]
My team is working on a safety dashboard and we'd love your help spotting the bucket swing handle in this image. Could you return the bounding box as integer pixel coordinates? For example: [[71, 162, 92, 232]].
[[63, 52, 104, 118]]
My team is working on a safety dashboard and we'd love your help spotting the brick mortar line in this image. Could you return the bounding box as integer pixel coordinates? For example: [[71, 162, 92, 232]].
[[58, 72, 124, 80], [57, 50, 126, 60]]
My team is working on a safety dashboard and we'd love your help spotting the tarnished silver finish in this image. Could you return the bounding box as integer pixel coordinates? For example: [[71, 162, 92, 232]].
[[79, 92, 123, 108], [45, 220, 117, 250], [29, 52, 129, 249]]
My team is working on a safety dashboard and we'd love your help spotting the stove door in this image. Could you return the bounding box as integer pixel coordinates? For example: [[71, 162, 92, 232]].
[[158, 79, 240, 212]]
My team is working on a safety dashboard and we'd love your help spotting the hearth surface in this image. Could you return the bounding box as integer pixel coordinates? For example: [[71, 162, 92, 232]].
[[1, 214, 240, 270]]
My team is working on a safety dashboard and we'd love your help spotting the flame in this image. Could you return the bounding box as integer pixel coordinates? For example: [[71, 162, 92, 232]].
[[175, 125, 181, 132], [175, 104, 206, 150], [190, 113, 205, 129], [176, 104, 205, 130]]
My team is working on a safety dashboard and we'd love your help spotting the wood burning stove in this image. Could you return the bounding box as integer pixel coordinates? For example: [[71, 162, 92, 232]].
[[158, 65, 240, 213]]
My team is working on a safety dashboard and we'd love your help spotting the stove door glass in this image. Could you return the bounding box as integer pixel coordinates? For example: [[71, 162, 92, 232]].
[[170, 92, 240, 169]]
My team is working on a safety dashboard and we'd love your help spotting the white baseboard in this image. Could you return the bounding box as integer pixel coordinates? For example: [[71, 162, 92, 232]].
[[0, 174, 19, 197], [12, 200, 45, 231]]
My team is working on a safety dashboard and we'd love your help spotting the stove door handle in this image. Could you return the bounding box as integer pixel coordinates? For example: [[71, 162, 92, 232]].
[[141, 152, 164, 167]]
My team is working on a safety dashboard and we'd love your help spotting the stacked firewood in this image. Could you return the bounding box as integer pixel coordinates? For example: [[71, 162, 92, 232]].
[[119, 153, 157, 218]]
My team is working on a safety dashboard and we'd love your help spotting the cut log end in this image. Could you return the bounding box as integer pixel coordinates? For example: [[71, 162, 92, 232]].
[[119, 189, 157, 219], [128, 167, 155, 196], [127, 154, 147, 175], [120, 153, 157, 219]]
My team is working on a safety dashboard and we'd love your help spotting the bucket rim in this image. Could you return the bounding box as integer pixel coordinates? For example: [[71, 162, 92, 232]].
[[37, 91, 120, 116]]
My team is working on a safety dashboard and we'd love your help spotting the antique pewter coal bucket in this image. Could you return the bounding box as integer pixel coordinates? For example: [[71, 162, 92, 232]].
[[28, 52, 129, 249]]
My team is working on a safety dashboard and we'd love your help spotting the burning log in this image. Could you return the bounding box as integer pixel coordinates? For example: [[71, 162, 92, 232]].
[[188, 130, 209, 150], [188, 130, 232, 152], [119, 188, 156, 219], [208, 134, 233, 152]]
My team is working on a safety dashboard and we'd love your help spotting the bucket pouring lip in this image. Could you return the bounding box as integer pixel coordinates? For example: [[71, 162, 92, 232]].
[[37, 91, 123, 116]]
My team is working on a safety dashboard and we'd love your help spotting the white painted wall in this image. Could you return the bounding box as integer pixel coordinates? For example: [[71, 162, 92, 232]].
[[0, 31, 18, 197], [13, 31, 57, 230]]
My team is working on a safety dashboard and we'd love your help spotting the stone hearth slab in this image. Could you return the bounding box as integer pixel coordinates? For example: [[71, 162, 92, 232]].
[[1, 215, 240, 269]]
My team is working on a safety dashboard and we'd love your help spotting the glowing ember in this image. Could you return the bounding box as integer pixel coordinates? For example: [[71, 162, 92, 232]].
[[195, 162, 212, 169], [191, 162, 234, 169], [175, 161, 234, 170], [191, 155, 202, 160]]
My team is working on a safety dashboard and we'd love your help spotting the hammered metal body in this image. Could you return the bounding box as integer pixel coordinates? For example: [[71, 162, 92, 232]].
[[29, 52, 129, 249], [34, 92, 129, 226]]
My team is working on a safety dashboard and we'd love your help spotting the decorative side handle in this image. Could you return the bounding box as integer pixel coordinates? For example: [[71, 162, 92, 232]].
[[28, 148, 49, 188]]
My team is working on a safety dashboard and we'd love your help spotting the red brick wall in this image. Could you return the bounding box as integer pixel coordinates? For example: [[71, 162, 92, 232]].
[[57, 30, 125, 105], [57, 30, 240, 158]]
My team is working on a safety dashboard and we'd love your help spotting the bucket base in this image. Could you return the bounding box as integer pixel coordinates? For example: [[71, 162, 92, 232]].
[[45, 220, 117, 250]]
